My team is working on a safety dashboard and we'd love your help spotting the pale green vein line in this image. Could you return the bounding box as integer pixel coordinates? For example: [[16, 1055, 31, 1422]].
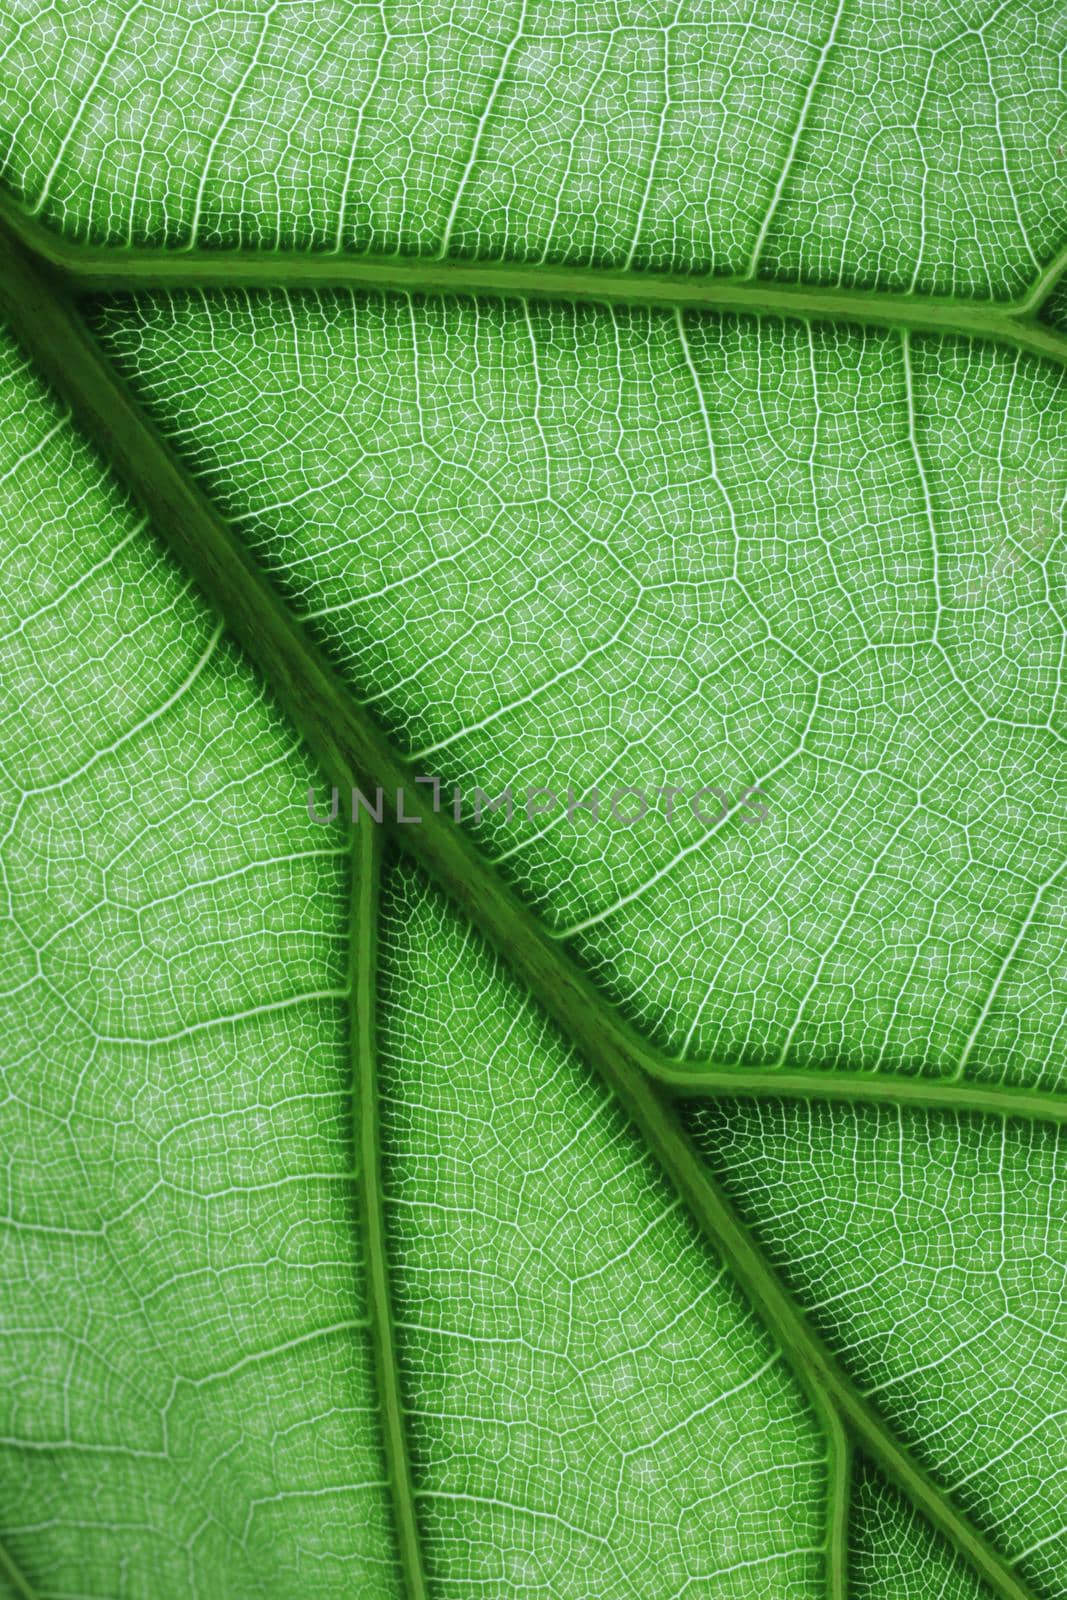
[[0, 208, 1047, 1600], [745, 0, 847, 277], [0, 1541, 37, 1600], [350, 825, 428, 1600], [29, 7, 143, 217], [1017, 237, 1067, 314], [954, 856, 1067, 1081], [648, 1064, 1067, 1124], [826, 1416, 851, 1600], [436, 0, 529, 258], [2, 192, 1066, 370]]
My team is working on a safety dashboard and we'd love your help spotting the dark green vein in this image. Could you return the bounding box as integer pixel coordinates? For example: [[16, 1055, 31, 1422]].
[[826, 1420, 850, 1600], [590, 1056, 1038, 1600], [2, 192, 1066, 370], [649, 1065, 1067, 1124], [0, 207, 1048, 1600], [2, 201, 1065, 1135], [350, 827, 428, 1600]]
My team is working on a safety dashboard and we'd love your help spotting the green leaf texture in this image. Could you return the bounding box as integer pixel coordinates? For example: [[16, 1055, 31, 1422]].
[[0, 3, 1064, 1598]]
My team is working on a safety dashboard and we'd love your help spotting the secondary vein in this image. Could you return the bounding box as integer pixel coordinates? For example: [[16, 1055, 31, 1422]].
[[2, 191, 1066, 370], [0, 204, 1050, 1600], [350, 825, 428, 1600], [649, 1065, 1067, 1125], [825, 1416, 851, 1600]]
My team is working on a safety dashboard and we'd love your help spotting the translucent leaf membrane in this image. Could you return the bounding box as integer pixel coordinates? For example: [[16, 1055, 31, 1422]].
[[376, 854, 827, 1598], [95, 290, 1067, 1085], [0, 0, 1061, 294], [0, 328, 399, 1598], [851, 1465, 991, 1600], [689, 1098, 1067, 1597], [1041, 282, 1067, 331]]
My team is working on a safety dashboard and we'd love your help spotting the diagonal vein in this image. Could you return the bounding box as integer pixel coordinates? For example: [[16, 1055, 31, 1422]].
[[745, 0, 848, 278], [0, 1541, 37, 1599], [0, 206, 1053, 1600]]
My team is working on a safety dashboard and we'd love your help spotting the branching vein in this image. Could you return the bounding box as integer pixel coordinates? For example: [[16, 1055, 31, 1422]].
[[0, 204, 1055, 1600]]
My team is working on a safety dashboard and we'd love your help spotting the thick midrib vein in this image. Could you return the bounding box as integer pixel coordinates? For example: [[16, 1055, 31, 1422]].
[[3, 193, 1067, 368], [0, 214, 1053, 1600], [350, 825, 428, 1600]]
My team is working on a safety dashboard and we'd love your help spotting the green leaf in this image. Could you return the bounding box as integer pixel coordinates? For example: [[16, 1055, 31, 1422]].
[[0, 5, 1064, 1597]]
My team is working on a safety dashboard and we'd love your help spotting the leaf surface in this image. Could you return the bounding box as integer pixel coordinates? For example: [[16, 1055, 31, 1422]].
[[0, 330, 397, 1593], [0, 4, 1064, 1598]]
